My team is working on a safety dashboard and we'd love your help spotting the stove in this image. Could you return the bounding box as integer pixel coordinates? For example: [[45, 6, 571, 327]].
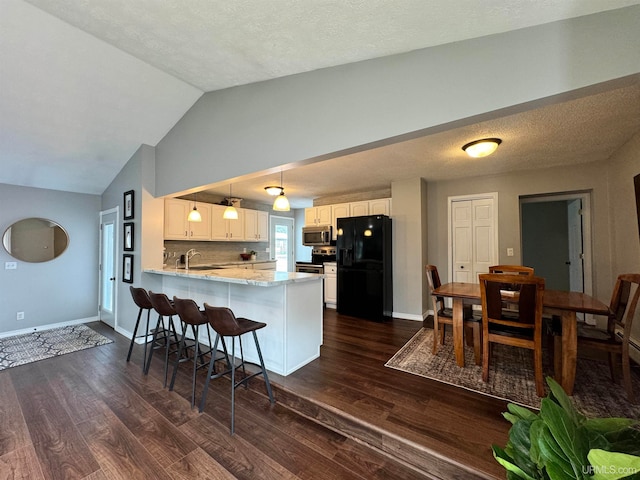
[[295, 247, 336, 274]]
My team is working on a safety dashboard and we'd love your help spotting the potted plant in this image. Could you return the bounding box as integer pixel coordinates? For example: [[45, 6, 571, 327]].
[[493, 377, 640, 479]]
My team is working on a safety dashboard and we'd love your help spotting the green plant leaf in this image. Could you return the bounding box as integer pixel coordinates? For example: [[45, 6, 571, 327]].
[[534, 422, 574, 478], [493, 445, 539, 480], [585, 418, 638, 435], [546, 377, 585, 426], [540, 398, 590, 477], [587, 449, 640, 480], [506, 421, 540, 478], [604, 428, 640, 456], [508, 403, 540, 422]]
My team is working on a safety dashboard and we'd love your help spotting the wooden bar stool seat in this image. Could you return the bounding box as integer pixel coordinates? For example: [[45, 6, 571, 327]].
[[199, 304, 275, 435]]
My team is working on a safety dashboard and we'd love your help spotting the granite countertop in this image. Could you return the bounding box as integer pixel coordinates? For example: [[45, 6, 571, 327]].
[[144, 267, 323, 287]]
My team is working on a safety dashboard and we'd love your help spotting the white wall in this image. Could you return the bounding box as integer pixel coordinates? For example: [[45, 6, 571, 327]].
[[0, 183, 100, 334]]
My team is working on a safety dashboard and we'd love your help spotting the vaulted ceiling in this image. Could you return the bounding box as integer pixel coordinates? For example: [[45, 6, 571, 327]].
[[1, 0, 639, 206]]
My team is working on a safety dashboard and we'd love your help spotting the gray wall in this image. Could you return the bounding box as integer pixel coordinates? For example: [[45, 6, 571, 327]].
[[101, 145, 164, 337], [0, 183, 100, 334], [155, 6, 640, 198]]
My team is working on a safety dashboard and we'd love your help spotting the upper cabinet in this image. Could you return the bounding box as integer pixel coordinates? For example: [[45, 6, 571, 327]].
[[304, 205, 332, 226], [165, 199, 269, 242], [164, 199, 212, 240], [369, 198, 391, 216], [211, 205, 245, 241], [245, 209, 269, 242], [328, 199, 391, 239]]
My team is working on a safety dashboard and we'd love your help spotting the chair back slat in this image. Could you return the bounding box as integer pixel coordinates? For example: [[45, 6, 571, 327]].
[[488, 265, 534, 277]]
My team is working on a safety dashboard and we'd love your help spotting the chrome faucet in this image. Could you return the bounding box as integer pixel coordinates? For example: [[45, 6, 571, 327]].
[[185, 248, 201, 270]]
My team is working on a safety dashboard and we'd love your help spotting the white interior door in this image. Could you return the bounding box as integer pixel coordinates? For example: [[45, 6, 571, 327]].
[[99, 208, 118, 328], [449, 193, 498, 284]]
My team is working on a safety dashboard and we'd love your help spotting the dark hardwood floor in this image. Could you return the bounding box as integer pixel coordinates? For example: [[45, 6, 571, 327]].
[[0, 310, 511, 479]]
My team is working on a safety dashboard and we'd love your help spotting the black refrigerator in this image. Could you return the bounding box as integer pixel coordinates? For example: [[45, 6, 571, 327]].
[[336, 215, 392, 321]]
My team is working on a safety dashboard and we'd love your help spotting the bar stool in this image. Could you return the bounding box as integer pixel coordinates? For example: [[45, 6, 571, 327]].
[[169, 296, 231, 407], [146, 291, 182, 387], [127, 286, 154, 368], [199, 304, 275, 434]]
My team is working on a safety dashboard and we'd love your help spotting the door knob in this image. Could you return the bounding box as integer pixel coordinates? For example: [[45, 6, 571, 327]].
[[460, 266, 465, 269], [109, 277, 116, 281]]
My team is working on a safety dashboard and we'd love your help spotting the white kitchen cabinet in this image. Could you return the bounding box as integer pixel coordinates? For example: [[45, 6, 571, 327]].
[[349, 201, 369, 217], [369, 198, 391, 216], [245, 209, 269, 242], [211, 204, 245, 241], [164, 198, 212, 240], [305, 205, 332, 226], [324, 262, 337, 308], [331, 203, 350, 240]]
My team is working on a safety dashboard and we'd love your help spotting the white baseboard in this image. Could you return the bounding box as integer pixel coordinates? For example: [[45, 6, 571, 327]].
[[0, 316, 100, 339], [392, 311, 425, 321]]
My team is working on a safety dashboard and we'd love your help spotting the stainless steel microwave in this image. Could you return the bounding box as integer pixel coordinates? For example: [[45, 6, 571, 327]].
[[302, 225, 332, 246]]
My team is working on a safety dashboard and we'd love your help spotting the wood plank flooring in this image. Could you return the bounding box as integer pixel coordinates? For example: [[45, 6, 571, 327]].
[[0, 311, 512, 479]]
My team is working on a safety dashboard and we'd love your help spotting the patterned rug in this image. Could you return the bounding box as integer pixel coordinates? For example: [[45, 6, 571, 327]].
[[0, 324, 113, 371], [385, 327, 640, 419]]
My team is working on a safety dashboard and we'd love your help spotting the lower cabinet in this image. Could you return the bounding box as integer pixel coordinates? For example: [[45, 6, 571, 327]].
[[324, 262, 337, 308]]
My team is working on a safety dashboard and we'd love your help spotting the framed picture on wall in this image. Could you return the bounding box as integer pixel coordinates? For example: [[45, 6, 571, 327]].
[[123, 254, 133, 283], [124, 222, 134, 251], [124, 190, 135, 220]]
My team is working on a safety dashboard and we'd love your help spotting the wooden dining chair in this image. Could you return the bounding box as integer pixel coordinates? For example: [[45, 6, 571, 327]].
[[479, 273, 546, 397], [573, 273, 640, 403], [489, 265, 535, 276], [425, 265, 481, 364]]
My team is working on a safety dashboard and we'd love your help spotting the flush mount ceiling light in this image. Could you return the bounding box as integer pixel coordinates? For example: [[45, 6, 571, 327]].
[[272, 171, 290, 211], [462, 138, 502, 158], [187, 192, 202, 222], [264, 185, 283, 196], [223, 184, 238, 220]]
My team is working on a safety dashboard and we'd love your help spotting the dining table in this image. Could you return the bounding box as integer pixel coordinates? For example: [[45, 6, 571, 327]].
[[432, 282, 610, 395]]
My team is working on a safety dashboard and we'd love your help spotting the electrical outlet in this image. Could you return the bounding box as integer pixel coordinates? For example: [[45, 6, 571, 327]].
[[17, 312, 24, 320], [5, 261, 17, 269], [507, 248, 514, 257]]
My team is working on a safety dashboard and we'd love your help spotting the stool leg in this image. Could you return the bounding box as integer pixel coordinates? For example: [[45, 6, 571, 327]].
[[144, 315, 165, 375], [238, 336, 247, 386], [199, 336, 220, 413], [164, 316, 179, 387], [169, 326, 189, 391], [230, 337, 236, 435], [127, 307, 143, 362], [191, 324, 200, 407], [252, 331, 274, 404], [142, 308, 151, 370]]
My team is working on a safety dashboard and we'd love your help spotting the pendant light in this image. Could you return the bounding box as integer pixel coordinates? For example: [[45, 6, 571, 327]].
[[272, 171, 290, 211], [223, 184, 238, 220], [187, 192, 202, 222]]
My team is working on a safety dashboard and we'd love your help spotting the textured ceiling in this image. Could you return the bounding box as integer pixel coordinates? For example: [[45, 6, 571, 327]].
[[1, 0, 639, 198]]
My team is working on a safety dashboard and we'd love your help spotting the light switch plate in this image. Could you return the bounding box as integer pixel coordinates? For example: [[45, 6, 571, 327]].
[[506, 248, 514, 257], [5, 261, 17, 269]]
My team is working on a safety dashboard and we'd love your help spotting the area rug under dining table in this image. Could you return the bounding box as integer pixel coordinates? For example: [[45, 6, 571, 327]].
[[386, 327, 640, 419], [0, 324, 113, 371]]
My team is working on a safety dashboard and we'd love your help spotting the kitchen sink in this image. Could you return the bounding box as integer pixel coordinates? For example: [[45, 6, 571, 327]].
[[184, 265, 220, 271]]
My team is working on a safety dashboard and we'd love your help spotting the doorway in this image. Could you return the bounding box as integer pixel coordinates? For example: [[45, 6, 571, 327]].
[[99, 208, 118, 328], [270, 216, 294, 272], [520, 192, 592, 296]]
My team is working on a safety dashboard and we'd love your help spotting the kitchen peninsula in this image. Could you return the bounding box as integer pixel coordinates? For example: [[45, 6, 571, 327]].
[[144, 266, 323, 376]]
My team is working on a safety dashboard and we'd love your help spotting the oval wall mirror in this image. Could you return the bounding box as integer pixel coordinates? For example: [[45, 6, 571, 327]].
[[2, 218, 69, 263]]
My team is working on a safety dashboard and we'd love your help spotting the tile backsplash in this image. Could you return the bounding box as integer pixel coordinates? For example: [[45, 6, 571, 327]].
[[164, 240, 269, 266]]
